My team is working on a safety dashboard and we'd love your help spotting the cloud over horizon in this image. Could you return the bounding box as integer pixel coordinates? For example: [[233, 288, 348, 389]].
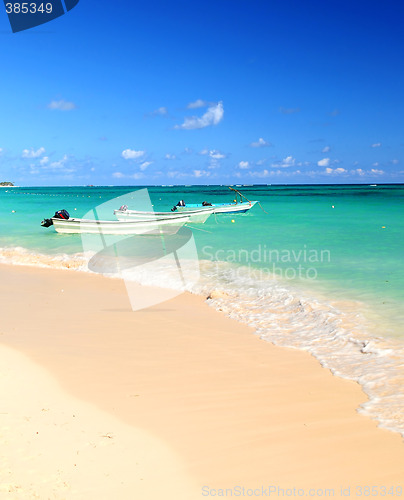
[[250, 138, 272, 148], [22, 147, 45, 158], [318, 158, 331, 167], [175, 101, 224, 130], [121, 149, 145, 160], [272, 156, 296, 168]]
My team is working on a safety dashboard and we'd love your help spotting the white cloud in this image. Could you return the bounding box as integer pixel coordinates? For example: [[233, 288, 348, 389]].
[[50, 154, 68, 169], [250, 138, 271, 148], [31, 154, 74, 173], [187, 99, 208, 109], [272, 156, 296, 168], [140, 161, 152, 171], [0, 148, 3, 155], [247, 169, 305, 178], [200, 149, 226, 159], [112, 172, 145, 179], [318, 158, 330, 167], [22, 147, 45, 158], [131, 173, 144, 179], [175, 101, 224, 130], [391, 159, 399, 165], [167, 170, 186, 179], [151, 107, 168, 116], [325, 167, 347, 174], [248, 169, 270, 178], [48, 99, 76, 111], [371, 168, 384, 174], [210, 150, 225, 159], [282, 156, 295, 167], [371, 142, 381, 148], [165, 154, 176, 160], [238, 161, 249, 169], [322, 146, 331, 153], [121, 149, 145, 160], [193, 169, 211, 178], [372, 162, 379, 167]]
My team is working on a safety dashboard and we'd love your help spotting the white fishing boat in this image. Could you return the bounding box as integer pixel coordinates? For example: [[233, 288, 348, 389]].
[[114, 206, 214, 223], [171, 187, 259, 215], [113, 187, 259, 220], [174, 200, 257, 214], [42, 212, 191, 235]]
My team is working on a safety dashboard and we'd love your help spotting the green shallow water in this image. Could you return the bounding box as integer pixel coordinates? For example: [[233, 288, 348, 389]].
[[1, 184, 403, 336]]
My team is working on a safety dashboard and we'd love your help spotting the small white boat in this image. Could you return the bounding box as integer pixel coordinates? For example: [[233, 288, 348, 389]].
[[49, 214, 191, 235], [114, 207, 214, 223], [174, 200, 258, 214]]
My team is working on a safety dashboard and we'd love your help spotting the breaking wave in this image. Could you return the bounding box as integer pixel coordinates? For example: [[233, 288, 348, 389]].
[[1, 246, 404, 437]]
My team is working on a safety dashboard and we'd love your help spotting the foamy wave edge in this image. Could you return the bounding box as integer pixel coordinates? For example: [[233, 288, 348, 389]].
[[195, 261, 404, 439], [0, 246, 92, 272], [1, 247, 403, 438]]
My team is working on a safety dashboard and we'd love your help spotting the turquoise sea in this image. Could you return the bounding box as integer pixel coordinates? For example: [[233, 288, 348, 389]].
[[1, 184, 404, 435]]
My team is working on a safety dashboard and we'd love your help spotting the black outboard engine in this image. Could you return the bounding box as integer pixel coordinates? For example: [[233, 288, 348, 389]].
[[41, 218, 53, 228], [41, 209, 70, 228], [171, 200, 186, 212]]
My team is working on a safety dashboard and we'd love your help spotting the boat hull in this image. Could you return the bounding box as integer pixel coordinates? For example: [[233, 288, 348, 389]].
[[114, 208, 213, 224], [52, 215, 190, 235], [176, 201, 257, 214]]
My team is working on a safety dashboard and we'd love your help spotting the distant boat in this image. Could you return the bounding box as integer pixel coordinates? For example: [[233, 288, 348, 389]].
[[114, 206, 214, 223], [174, 200, 257, 214], [171, 187, 259, 214]]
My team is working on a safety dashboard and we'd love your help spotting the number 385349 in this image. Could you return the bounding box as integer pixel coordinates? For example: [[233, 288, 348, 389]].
[[5, 3, 53, 14]]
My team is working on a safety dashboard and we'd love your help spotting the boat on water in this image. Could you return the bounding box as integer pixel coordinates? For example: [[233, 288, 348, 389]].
[[174, 200, 257, 214], [114, 187, 258, 220], [41, 210, 190, 235], [171, 187, 258, 214], [114, 206, 214, 223]]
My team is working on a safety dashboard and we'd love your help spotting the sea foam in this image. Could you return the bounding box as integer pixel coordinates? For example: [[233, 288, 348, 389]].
[[1, 246, 404, 437]]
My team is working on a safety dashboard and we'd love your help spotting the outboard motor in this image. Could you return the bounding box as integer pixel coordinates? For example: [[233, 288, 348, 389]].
[[119, 204, 128, 211], [41, 209, 70, 228], [171, 200, 186, 212], [202, 201, 212, 206], [41, 218, 53, 228]]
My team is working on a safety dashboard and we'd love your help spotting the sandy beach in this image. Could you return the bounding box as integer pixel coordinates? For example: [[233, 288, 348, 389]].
[[1, 263, 403, 499]]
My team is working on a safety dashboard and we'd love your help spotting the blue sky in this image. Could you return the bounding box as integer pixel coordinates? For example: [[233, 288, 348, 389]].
[[0, 0, 403, 185]]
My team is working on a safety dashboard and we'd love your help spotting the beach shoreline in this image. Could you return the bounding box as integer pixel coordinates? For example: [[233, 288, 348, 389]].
[[1, 263, 404, 498]]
